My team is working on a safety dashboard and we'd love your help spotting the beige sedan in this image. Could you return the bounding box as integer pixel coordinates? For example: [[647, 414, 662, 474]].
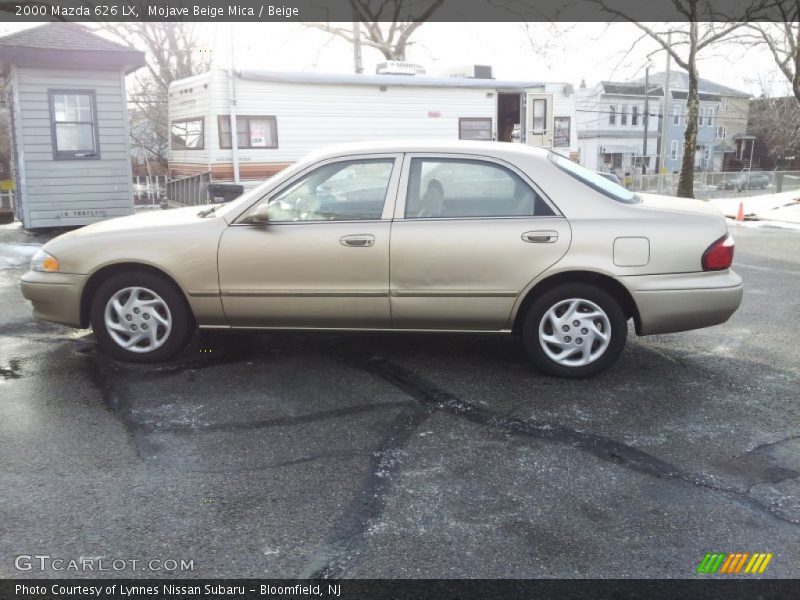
[[21, 141, 742, 378]]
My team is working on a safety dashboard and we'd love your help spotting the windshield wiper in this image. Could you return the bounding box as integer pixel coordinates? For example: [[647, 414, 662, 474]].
[[197, 204, 220, 218]]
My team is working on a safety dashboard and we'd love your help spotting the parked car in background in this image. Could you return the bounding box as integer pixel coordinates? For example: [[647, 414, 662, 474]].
[[736, 170, 771, 191], [717, 170, 771, 191], [21, 141, 742, 378]]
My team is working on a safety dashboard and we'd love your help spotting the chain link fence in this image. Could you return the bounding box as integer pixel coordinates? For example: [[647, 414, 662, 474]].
[[626, 171, 800, 200]]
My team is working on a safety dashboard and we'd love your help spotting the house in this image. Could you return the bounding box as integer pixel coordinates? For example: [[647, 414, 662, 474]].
[[576, 72, 750, 175], [167, 69, 579, 185], [0, 23, 145, 229]]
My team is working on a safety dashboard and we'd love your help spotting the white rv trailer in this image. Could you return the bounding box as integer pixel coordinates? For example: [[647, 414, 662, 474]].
[[168, 69, 578, 186]]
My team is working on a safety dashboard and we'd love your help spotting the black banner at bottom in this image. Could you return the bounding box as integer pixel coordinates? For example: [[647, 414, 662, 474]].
[[2, 579, 799, 600]]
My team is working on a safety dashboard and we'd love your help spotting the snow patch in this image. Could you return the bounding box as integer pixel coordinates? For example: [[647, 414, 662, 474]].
[[0, 243, 41, 269]]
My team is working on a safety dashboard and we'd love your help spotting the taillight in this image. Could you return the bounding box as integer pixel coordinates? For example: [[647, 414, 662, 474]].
[[702, 234, 735, 271]]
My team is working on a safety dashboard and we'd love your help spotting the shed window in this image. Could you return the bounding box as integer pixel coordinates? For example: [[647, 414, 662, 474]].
[[171, 118, 205, 150], [49, 90, 99, 159], [218, 116, 278, 149], [459, 118, 492, 140]]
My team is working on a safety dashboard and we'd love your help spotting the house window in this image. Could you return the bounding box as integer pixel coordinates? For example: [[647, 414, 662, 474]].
[[532, 99, 546, 132], [608, 105, 616, 125], [218, 116, 277, 149], [620, 105, 628, 125], [632, 105, 639, 126], [670, 140, 680, 160], [672, 103, 682, 125], [706, 107, 714, 127], [721, 98, 727, 110], [459, 118, 492, 140], [49, 90, 99, 160], [717, 126, 727, 140], [171, 118, 204, 150]]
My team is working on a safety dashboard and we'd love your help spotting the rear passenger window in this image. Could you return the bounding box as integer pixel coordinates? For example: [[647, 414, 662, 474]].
[[405, 158, 554, 218]]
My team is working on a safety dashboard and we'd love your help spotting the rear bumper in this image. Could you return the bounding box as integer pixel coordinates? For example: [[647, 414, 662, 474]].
[[20, 271, 86, 328], [620, 270, 743, 335]]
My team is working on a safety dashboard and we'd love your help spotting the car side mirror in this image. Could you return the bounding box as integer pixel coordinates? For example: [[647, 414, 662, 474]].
[[246, 204, 270, 224]]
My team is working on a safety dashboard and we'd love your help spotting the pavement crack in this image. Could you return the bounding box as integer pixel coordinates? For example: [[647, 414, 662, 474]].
[[300, 405, 429, 579], [351, 356, 800, 527], [133, 401, 416, 434]]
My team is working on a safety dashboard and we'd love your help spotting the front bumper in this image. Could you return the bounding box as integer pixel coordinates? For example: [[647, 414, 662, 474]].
[[20, 271, 87, 328], [619, 269, 743, 335]]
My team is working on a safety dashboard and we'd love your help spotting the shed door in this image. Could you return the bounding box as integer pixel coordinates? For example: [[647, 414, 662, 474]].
[[526, 93, 554, 148]]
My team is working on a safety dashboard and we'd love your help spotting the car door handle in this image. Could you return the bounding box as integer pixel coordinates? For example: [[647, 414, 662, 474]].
[[522, 230, 558, 243], [340, 234, 375, 247]]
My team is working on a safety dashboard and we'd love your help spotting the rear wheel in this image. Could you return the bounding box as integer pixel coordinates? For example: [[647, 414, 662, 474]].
[[90, 271, 193, 362], [522, 283, 627, 378]]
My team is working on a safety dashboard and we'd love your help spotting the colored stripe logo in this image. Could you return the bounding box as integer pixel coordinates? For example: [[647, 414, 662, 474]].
[[697, 552, 773, 574]]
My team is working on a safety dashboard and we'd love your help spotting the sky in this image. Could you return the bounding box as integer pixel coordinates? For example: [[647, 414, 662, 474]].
[[197, 22, 792, 97], [0, 21, 792, 97]]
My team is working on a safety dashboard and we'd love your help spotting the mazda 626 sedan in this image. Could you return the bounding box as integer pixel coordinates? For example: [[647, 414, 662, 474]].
[[21, 141, 743, 378]]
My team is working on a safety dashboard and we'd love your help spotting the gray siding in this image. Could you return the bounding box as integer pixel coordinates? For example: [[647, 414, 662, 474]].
[[15, 66, 134, 228]]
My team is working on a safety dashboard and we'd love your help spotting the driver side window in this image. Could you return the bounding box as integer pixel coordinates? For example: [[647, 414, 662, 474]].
[[263, 158, 394, 222]]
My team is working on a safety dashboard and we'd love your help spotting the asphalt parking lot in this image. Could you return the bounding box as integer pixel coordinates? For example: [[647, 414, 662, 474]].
[[0, 223, 798, 579]]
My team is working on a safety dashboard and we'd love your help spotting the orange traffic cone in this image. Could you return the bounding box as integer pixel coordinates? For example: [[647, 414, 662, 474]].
[[736, 201, 745, 223]]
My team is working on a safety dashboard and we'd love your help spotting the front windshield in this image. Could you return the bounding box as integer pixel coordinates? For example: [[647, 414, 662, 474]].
[[548, 152, 640, 204]]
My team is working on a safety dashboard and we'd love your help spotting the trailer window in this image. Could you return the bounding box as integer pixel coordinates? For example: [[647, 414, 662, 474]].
[[459, 118, 492, 141], [171, 118, 204, 150], [218, 116, 278, 149], [49, 90, 100, 160]]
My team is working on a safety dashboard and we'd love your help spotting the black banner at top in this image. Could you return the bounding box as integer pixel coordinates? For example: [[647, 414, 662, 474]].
[[0, 0, 797, 23]]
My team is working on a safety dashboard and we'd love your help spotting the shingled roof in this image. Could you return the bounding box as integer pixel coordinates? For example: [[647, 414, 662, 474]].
[[0, 23, 145, 73], [601, 71, 750, 99]]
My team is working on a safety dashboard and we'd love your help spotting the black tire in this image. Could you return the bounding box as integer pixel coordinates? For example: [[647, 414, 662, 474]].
[[521, 283, 627, 378], [90, 270, 194, 362]]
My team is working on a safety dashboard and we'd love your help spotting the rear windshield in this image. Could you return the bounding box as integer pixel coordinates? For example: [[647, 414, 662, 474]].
[[548, 152, 640, 204]]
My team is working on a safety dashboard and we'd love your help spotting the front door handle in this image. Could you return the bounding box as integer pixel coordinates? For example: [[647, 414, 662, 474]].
[[522, 230, 558, 244], [340, 234, 375, 247]]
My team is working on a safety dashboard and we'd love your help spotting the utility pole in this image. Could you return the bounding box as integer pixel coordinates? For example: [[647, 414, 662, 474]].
[[352, 20, 363, 74], [228, 23, 240, 185], [642, 64, 650, 175], [658, 31, 672, 180]]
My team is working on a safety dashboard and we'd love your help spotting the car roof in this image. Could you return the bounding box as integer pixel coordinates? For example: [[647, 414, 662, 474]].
[[303, 140, 552, 162]]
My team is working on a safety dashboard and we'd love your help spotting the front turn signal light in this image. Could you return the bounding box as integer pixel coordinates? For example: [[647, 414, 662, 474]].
[[31, 249, 60, 273]]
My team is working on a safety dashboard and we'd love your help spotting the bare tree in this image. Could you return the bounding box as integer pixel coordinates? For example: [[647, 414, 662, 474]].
[[594, 1, 770, 197], [748, 94, 800, 169], [747, 2, 800, 104], [103, 22, 211, 168], [308, 0, 445, 61]]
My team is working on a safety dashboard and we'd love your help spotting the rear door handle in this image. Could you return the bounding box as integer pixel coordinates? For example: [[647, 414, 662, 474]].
[[340, 234, 375, 247], [522, 230, 558, 243]]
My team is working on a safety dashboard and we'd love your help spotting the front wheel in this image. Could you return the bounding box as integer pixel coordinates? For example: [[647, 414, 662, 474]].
[[522, 283, 627, 378], [90, 271, 193, 362]]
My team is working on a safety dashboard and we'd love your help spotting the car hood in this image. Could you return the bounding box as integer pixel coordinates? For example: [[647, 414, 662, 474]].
[[52, 206, 214, 241], [637, 193, 724, 218]]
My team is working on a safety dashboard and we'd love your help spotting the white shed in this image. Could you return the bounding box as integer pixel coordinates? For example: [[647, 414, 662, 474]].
[[0, 23, 145, 229]]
